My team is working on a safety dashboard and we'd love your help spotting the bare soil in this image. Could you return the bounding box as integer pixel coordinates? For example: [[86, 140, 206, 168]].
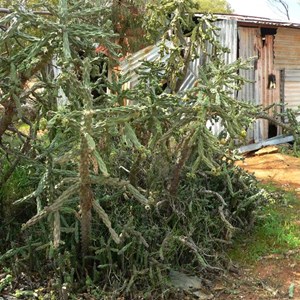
[[215, 253, 300, 299], [216, 151, 300, 299], [236, 152, 300, 194]]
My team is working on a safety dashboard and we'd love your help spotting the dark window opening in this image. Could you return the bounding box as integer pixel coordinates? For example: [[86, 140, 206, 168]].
[[261, 27, 277, 36], [236, 33, 240, 99], [261, 27, 277, 47], [237, 32, 240, 64], [268, 123, 277, 138], [268, 73, 276, 89]]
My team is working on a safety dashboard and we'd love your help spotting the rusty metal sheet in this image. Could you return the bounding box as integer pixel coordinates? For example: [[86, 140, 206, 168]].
[[256, 34, 281, 140], [237, 27, 279, 142]]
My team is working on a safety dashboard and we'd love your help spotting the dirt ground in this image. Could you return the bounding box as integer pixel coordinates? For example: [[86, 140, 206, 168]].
[[236, 152, 300, 194], [216, 150, 300, 299]]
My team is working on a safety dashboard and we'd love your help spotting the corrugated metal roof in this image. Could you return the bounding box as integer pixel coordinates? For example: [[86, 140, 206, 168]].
[[194, 13, 300, 29]]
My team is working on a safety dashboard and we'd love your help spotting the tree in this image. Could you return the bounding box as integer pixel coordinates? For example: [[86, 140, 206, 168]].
[[0, 0, 256, 266], [267, 0, 290, 20], [0, 0, 58, 8], [193, 0, 233, 13]]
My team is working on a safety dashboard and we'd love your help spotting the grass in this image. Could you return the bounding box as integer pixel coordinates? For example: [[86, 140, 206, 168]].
[[228, 185, 300, 263]]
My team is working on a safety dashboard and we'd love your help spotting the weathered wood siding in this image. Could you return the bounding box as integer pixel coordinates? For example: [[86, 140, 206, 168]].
[[274, 28, 300, 121], [274, 28, 300, 70]]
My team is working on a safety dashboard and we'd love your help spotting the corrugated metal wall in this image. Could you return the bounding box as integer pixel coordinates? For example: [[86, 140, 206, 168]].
[[179, 19, 237, 92], [122, 20, 237, 91], [215, 20, 237, 64], [179, 19, 238, 135], [237, 27, 259, 142], [237, 27, 258, 104], [122, 19, 300, 141], [214, 20, 238, 135], [281, 69, 300, 117]]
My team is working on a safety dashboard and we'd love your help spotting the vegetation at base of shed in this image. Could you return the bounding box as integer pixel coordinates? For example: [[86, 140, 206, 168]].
[[0, 0, 299, 298], [228, 185, 300, 263]]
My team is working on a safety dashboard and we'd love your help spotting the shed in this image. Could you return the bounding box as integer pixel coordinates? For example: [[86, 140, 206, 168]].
[[120, 14, 300, 142]]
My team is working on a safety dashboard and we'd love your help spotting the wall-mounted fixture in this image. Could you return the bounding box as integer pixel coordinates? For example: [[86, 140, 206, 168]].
[[268, 74, 276, 89]]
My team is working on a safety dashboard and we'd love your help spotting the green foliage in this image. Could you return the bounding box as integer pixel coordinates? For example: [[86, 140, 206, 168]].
[[0, 0, 273, 297], [284, 107, 300, 154], [193, 0, 233, 13], [0, 0, 58, 7]]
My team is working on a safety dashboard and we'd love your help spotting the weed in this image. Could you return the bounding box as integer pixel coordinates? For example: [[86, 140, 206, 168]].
[[228, 186, 300, 263]]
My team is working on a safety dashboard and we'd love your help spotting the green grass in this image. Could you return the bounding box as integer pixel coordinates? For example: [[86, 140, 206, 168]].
[[228, 186, 300, 263]]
